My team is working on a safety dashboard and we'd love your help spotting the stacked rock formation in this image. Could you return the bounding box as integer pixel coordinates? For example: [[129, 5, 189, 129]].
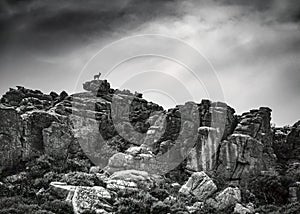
[[0, 79, 280, 185], [2, 78, 300, 213]]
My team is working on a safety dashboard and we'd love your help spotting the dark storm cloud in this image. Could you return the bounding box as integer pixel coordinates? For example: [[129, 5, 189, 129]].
[[0, 0, 299, 126], [218, 0, 300, 23], [217, 0, 274, 11], [1, 0, 298, 54], [0, 0, 178, 54]]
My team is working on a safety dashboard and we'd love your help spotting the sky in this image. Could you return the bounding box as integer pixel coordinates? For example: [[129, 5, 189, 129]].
[[0, 0, 300, 126]]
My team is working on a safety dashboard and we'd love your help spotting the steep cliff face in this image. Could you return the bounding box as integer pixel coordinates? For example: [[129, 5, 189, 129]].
[[0, 79, 278, 185], [216, 107, 277, 184]]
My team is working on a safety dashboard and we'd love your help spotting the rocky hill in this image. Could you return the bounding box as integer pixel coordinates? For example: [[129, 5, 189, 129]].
[[0, 79, 300, 213]]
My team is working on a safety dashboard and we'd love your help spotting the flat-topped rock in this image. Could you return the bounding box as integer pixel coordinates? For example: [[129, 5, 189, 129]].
[[83, 79, 111, 94]]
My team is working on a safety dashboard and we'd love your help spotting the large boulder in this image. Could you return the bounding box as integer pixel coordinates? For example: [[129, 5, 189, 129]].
[[179, 171, 217, 201], [233, 203, 254, 214], [207, 187, 241, 210], [108, 170, 155, 190], [83, 80, 111, 94]]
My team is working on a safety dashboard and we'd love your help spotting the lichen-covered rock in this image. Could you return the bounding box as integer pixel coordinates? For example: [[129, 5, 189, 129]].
[[72, 186, 112, 214], [207, 187, 241, 210], [179, 171, 217, 201]]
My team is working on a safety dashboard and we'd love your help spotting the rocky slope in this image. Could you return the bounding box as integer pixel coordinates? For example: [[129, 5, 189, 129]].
[[0, 79, 300, 213]]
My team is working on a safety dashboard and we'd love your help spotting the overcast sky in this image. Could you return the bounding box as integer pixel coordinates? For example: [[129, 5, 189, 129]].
[[0, 0, 299, 126]]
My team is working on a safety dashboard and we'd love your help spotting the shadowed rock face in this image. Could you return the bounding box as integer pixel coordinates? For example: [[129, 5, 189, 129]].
[[286, 121, 300, 161], [0, 105, 23, 173], [272, 120, 300, 164]]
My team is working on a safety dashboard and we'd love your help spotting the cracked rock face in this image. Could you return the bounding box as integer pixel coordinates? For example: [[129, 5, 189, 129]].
[[179, 171, 217, 201], [22, 110, 60, 158], [216, 134, 264, 182], [186, 127, 221, 172], [234, 107, 276, 170], [214, 107, 277, 184], [186, 106, 277, 185], [42, 121, 74, 159]]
